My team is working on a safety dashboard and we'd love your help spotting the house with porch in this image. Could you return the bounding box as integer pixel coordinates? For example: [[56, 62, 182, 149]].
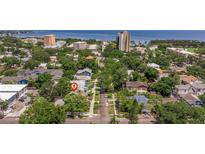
[[74, 68, 92, 81]]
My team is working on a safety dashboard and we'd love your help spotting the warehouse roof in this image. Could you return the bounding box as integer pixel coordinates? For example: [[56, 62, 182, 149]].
[[0, 84, 27, 92], [0, 92, 16, 101]]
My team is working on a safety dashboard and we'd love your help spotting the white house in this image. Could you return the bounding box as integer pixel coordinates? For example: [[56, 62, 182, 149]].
[[147, 63, 160, 69], [70, 80, 86, 92]]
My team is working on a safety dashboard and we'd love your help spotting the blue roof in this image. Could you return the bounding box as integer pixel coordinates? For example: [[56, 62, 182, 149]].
[[134, 95, 148, 104]]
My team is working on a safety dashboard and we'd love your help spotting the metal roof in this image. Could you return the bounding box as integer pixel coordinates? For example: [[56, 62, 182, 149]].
[[0, 84, 27, 92]]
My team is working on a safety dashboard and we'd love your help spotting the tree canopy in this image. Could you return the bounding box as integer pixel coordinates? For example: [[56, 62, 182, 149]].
[[19, 97, 66, 124]]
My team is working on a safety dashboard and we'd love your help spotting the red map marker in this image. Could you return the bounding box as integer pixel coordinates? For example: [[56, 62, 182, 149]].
[[71, 82, 78, 92]]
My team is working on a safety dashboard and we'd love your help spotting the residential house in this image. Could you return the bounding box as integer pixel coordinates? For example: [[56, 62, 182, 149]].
[[134, 95, 149, 105], [175, 84, 194, 96], [88, 44, 98, 52], [192, 83, 205, 96], [175, 83, 205, 96], [73, 55, 79, 61], [180, 75, 198, 84], [54, 99, 65, 106], [127, 70, 134, 76], [135, 47, 146, 54], [162, 97, 177, 104], [125, 81, 148, 93], [50, 56, 57, 62], [149, 45, 158, 51], [38, 63, 47, 69], [147, 63, 160, 69], [171, 66, 187, 74], [158, 69, 171, 79], [74, 68, 92, 81], [70, 80, 87, 92], [85, 55, 94, 60], [180, 94, 203, 107]]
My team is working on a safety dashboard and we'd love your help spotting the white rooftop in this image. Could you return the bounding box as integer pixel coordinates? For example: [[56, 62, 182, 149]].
[[0, 84, 27, 92], [88, 44, 98, 50], [0, 92, 16, 101]]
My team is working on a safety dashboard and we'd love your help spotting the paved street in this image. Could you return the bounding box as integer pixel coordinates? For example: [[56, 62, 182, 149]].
[[99, 93, 109, 119], [89, 79, 97, 117], [0, 118, 19, 124]]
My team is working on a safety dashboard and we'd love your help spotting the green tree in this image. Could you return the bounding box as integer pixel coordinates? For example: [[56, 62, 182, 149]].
[[32, 47, 49, 62], [126, 101, 140, 124], [131, 71, 140, 81], [109, 115, 119, 124], [64, 94, 89, 118], [121, 56, 141, 70], [150, 77, 177, 97], [0, 101, 8, 111], [55, 77, 71, 97], [35, 73, 52, 88], [154, 101, 205, 124], [2, 57, 20, 68], [144, 67, 158, 81], [24, 59, 40, 69], [39, 81, 56, 101], [199, 93, 205, 103], [19, 97, 66, 124], [151, 82, 172, 97]]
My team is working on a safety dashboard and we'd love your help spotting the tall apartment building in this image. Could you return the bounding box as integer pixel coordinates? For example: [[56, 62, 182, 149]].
[[44, 34, 56, 46], [117, 31, 130, 52]]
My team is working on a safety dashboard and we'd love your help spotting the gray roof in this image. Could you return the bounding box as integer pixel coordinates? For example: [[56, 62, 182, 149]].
[[1, 69, 63, 83], [180, 94, 202, 105], [55, 99, 65, 106], [192, 83, 205, 89], [175, 84, 191, 90], [134, 95, 149, 104], [176, 83, 205, 90], [76, 68, 92, 74]]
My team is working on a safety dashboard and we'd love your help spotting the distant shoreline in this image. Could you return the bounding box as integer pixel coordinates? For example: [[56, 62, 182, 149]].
[[2, 30, 205, 43]]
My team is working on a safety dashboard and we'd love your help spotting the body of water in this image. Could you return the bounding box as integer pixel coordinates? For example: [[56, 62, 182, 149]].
[[15, 30, 205, 43]]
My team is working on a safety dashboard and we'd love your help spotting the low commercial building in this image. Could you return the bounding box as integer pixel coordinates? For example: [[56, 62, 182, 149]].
[[73, 42, 88, 50], [88, 44, 98, 52], [1, 69, 63, 84], [167, 47, 198, 57], [0, 84, 27, 103]]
